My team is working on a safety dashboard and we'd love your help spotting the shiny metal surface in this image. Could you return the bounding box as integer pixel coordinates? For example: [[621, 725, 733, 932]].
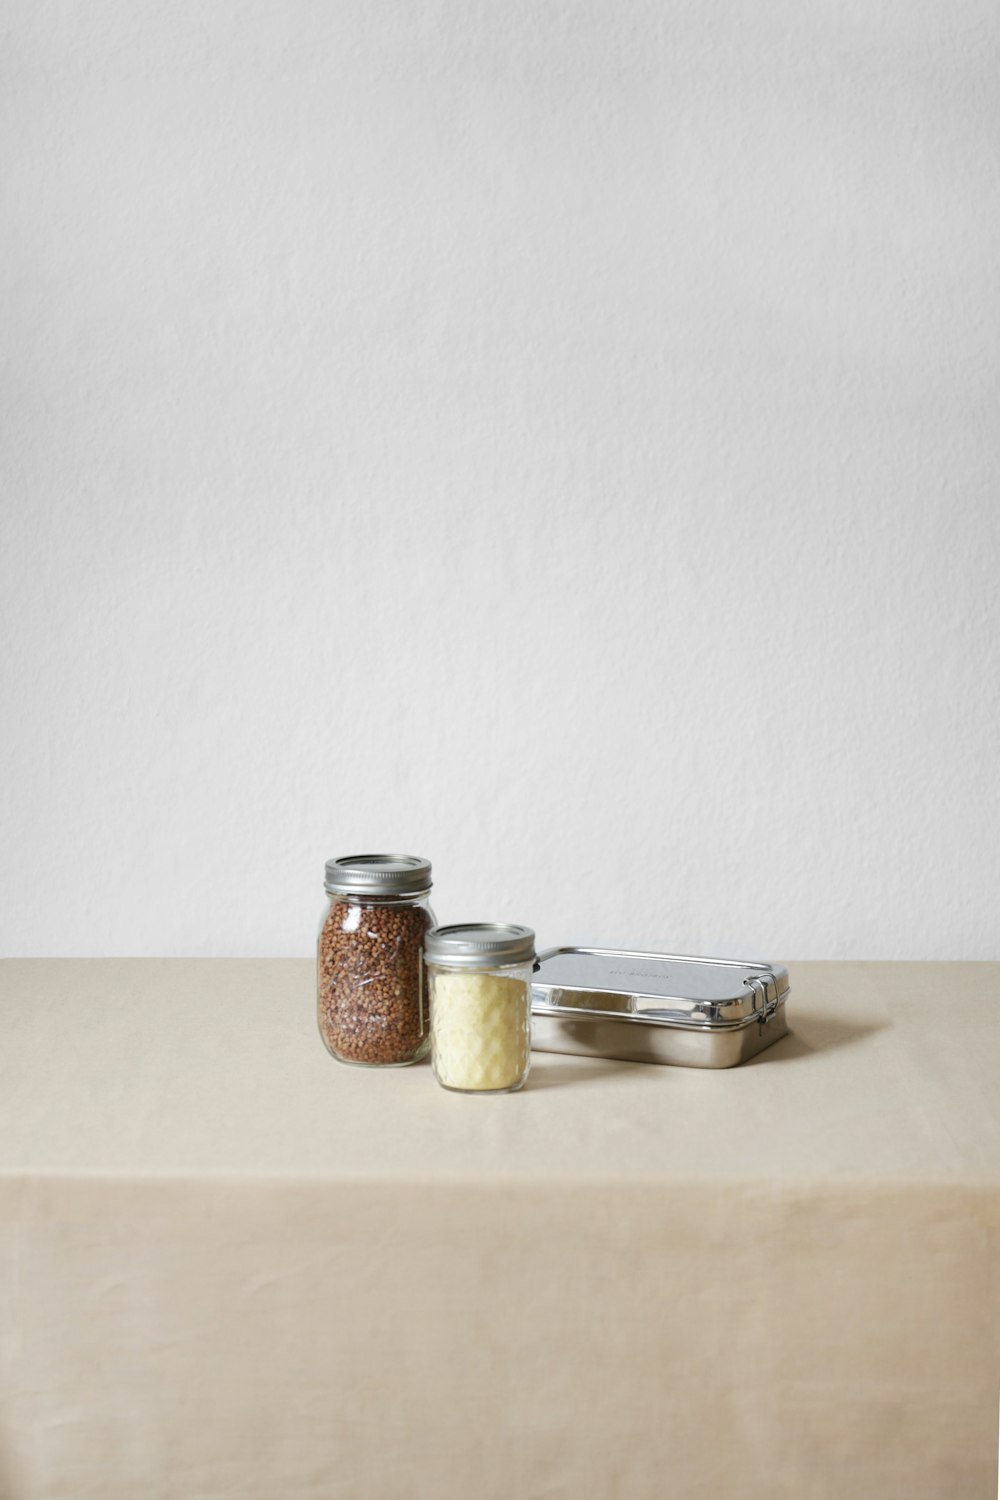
[[424, 923, 536, 970], [530, 947, 790, 1068], [324, 854, 432, 897]]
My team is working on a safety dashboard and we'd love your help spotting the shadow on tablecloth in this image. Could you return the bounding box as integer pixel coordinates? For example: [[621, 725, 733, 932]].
[[745, 1013, 886, 1064]]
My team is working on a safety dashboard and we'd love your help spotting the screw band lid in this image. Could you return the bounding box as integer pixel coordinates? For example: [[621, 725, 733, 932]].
[[324, 854, 432, 897], [425, 922, 536, 969]]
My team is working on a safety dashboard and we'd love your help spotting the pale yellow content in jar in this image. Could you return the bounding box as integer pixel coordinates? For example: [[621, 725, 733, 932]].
[[431, 970, 530, 1092]]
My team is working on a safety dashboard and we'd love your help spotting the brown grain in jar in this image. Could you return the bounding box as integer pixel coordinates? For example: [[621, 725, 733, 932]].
[[317, 855, 434, 1067]]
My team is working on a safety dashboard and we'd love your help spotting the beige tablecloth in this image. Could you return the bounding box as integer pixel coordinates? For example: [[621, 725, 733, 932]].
[[0, 960, 997, 1498]]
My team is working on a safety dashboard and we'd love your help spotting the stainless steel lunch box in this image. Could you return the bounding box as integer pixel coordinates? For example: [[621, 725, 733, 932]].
[[530, 948, 790, 1068]]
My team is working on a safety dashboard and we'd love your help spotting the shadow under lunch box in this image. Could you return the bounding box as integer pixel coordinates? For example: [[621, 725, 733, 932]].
[[530, 948, 790, 1068]]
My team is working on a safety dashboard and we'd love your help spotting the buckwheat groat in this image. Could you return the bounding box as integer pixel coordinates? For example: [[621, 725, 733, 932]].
[[318, 899, 431, 1065]]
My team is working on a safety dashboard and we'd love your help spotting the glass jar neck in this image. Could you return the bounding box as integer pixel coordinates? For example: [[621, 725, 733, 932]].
[[426, 960, 532, 974], [326, 889, 431, 907]]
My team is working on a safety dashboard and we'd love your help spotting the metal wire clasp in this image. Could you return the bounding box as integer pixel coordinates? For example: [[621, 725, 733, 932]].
[[746, 974, 774, 1027]]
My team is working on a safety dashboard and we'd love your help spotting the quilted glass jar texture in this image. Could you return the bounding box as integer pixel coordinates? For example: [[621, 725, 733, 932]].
[[424, 924, 536, 1095]]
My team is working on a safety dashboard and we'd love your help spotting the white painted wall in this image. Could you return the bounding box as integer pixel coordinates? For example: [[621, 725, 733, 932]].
[[2, 1, 998, 959]]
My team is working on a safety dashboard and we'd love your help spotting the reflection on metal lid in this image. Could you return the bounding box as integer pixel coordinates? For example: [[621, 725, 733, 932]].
[[531, 948, 790, 1029]]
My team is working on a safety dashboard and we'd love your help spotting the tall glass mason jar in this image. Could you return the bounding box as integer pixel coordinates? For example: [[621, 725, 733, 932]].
[[425, 924, 536, 1094], [318, 855, 434, 1067]]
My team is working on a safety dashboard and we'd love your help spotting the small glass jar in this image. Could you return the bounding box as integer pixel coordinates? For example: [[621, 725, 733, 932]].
[[318, 854, 434, 1068], [425, 923, 536, 1094]]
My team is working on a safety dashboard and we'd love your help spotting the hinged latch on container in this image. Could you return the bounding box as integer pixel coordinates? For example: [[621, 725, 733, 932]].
[[746, 973, 777, 1027]]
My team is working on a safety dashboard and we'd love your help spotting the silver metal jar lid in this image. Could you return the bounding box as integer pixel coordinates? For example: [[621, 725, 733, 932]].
[[424, 923, 536, 969], [324, 854, 432, 897]]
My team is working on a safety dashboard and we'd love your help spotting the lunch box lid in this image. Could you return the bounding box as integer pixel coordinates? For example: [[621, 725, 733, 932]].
[[530, 948, 789, 1031]]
